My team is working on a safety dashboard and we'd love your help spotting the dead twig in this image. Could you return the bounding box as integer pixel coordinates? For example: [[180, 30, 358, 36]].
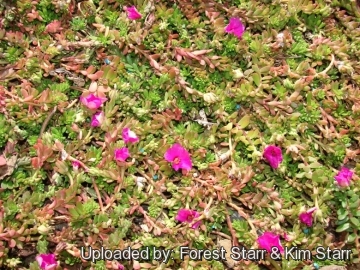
[[226, 211, 239, 246], [40, 106, 57, 136], [92, 177, 104, 213]]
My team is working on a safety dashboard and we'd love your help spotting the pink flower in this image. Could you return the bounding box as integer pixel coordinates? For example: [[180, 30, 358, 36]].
[[72, 160, 81, 171], [299, 207, 317, 227], [118, 263, 124, 270], [335, 167, 353, 187], [122, 128, 139, 144], [36, 254, 57, 270], [257, 232, 284, 254], [126, 6, 142, 20], [225, 17, 245, 39], [176, 209, 201, 229], [91, 111, 105, 127], [114, 147, 130, 162], [164, 143, 192, 171], [80, 94, 107, 110], [263, 145, 283, 169]]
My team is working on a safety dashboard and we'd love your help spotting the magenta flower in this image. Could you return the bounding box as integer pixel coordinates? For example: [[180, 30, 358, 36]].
[[257, 232, 284, 254], [72, 160, 81, 171], [335, 167, 353, 187], [80, 94, 107, 110], [299, 207, 317, 227], [225, 17, 246, 39], [164, 143, 192, 171], [263, 145, 283, 169], [126, 6, 142, 20], [36, 254, 57, 270], [114, 147, 130, 162], [91, 111, 105, 127], [122, 128, 139, 144], [176, 209, 201, 229]]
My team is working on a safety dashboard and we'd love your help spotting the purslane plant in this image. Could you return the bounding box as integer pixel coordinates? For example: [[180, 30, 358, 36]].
[[0, 0, 359, 269]]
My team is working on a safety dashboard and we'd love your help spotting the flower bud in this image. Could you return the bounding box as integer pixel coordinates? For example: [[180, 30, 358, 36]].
[[75, 111, 85, 123], [38, 224, 51, 235], [233, 68, 244, 79], [203, 92, 218, 103], [276, 133, 285, 142], [273, 201, 282, 211]]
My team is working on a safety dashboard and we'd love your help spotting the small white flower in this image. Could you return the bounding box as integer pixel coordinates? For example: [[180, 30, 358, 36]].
[[276, 33, 284, 47], [136, 177, 146, 189], [61, 149, 68, 160], [159, 20, 169, 30], [74, 110, 85, 123], [233, 68, 244, 79]]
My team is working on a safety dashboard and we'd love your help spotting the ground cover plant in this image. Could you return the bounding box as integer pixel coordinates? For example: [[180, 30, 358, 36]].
[[0, 0, 360, 269]]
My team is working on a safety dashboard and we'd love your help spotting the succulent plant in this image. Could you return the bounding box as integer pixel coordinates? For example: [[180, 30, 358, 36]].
[[0, 0, 359, 269]]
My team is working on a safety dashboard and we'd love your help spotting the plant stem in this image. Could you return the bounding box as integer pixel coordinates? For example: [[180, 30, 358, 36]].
[[92, 177, 104, 213], [40, 106, 57, 136]]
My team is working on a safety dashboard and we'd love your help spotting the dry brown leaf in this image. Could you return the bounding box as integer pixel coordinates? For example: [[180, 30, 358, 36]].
[[218, 239, 236, 269], [0, 67, 15, 81], [0, 155, 17, 180], [0, 155, 6, 166], [87, 70, 104, 80]]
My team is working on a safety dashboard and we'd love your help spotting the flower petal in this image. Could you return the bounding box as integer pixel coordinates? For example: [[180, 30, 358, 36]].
[[36, 254, 57, 270], [257, 232, 284, 254], [126, 6, 142, 20], [263, 145, 283, 169], [122, 128, 139, 144], [164, 143, 182, 162], [114, 147, 130, 162]]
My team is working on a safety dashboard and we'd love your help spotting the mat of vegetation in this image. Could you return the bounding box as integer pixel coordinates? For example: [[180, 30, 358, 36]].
[[0, 0, 360, 269]]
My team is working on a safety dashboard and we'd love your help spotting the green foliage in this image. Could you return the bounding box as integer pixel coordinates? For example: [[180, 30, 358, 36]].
[[0, 114, 12, 148], [232, 219, 254, 247], [92, 33, 114, 45], [64, 255, 81, 266], [148, 199, 163, 218], [4, 47, 23, 63], [222, 36, 239, 56], [4, 201, 18, 221], [71, 17, 87, 31], [36, 239, 49, 254], [36, 0, 59, 23], [289, 30, 309, 56], [333, 189, 360, 245], [168, 6, 187, 29], [268, 5, 288, 29], [142, 89, 162, 104], [94, 260, 106, 270], [103, 10, 120, 27], [49, 81, 71, 93], [298, 105, 320, 125], [300, 12, 326, 32], [0, 0, 359, 269], [70, 199, 99, 228]]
